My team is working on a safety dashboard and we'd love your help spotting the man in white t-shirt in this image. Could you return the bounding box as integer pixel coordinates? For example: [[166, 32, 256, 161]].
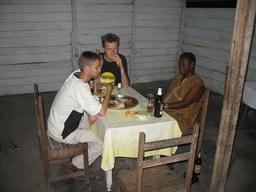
[[47, 51, 113, 171]]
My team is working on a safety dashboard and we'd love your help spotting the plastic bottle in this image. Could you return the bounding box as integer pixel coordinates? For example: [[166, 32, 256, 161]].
[[154, 87, 163, 117]]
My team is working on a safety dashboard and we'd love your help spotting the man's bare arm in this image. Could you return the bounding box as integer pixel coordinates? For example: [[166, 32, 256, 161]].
[[164, 84, 204, 109]]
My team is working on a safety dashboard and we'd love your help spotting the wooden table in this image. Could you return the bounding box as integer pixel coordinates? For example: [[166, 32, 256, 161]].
[[90, 86, 182, 191]]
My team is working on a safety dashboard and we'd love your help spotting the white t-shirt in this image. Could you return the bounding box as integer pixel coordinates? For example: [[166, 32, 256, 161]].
[[47, 69, 102, 140]]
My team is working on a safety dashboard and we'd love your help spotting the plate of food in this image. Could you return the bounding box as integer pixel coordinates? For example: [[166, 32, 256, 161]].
[[108, 95, 138, 109]]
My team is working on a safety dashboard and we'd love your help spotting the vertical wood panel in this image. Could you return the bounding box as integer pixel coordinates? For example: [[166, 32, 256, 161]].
[[130, 0, 139, 84], [71, 0, 79, 71], [177, 0, 186, 72], [210, 1, 255, 191]]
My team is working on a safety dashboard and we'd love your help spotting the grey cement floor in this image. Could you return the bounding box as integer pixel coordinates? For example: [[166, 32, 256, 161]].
[[0, 80, 256, 192]]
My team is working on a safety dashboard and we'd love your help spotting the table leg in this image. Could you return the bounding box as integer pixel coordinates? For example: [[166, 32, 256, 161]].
[[105, 170, 112, 191]]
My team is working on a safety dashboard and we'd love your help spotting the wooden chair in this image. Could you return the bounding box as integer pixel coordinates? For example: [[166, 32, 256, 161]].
[[116, 123, 200, 192], [182, 89, 210, 154], [238, 103, 256, 129], [34, 84, 89, 187]]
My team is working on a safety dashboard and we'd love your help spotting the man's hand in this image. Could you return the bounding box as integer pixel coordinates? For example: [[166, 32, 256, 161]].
[[112, 54, 129, 88], [95, 49, 99, 55], [95, 49, 103, 67], [88, 114, 98, 125], [97, 83, 114, 117], [112, 54, 124, 70], [105, 83, 114, 93]]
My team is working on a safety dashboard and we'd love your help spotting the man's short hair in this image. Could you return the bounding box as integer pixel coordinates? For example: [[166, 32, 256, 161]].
[[78, 51, 101, 72], [180, 52, 196, 65], [101, 33, 120, 48]]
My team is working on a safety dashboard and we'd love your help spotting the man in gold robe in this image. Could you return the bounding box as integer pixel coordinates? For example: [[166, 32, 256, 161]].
[[163, 52, 205, 133]]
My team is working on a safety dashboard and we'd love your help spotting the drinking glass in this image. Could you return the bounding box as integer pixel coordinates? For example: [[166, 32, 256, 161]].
[[96, 83, 103, 94], [147, 92, 154, 113]]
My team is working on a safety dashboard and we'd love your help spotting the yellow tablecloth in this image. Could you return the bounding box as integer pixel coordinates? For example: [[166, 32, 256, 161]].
[[90, 86, 182, 172]]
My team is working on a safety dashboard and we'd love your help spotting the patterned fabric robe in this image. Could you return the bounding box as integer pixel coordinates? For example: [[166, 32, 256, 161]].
[[163, 74, 205, 133]]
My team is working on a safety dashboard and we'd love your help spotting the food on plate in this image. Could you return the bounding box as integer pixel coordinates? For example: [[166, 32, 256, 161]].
[[117, 103, 126, 108], [108, 95, 138, 109], [125, 110, 132, 117], [125, 110, 139, 117], [133, 111, 139, 117], [109, 97, 129, 108], [126, 98, 136, 107]]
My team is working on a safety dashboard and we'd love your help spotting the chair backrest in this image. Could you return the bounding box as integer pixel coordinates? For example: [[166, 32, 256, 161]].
[[135, 123, 200, 192], [223, 66, 229, 109], [225, 66, 229, 89], [34, 83, 39, 99], [34, 84, 48, 157], [34, 84, 40, 134], [182, 89, 210, 155], [197, 89, 210, 153]]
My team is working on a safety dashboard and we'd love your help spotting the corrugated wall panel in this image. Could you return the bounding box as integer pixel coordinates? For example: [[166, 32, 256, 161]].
[[183, 8, 256, 95], [0, 0, 72, 95]]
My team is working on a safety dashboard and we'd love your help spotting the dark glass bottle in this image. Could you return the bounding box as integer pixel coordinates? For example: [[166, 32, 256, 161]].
[[194, 151, 202, 175], [183, 151, 202, 184], [154, 87, 163, 118]]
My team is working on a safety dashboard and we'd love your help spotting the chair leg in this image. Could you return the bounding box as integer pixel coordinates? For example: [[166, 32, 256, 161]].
[[116, 181, 121, 192], [43, 160, 50, 188], [83, 145, 90, 181]]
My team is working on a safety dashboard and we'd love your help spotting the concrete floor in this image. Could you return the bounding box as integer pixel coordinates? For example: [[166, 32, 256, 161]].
[[0, 80, 255, 192]]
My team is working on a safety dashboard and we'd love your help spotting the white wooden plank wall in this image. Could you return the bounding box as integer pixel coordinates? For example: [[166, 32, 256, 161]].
[[183, 8, 256, 95], [3, 2, 256, 97], [132, 0, 182, 83], [0, 0, 73, 95], [0, 0, 183, 96], [75, 0, 133, 72]]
